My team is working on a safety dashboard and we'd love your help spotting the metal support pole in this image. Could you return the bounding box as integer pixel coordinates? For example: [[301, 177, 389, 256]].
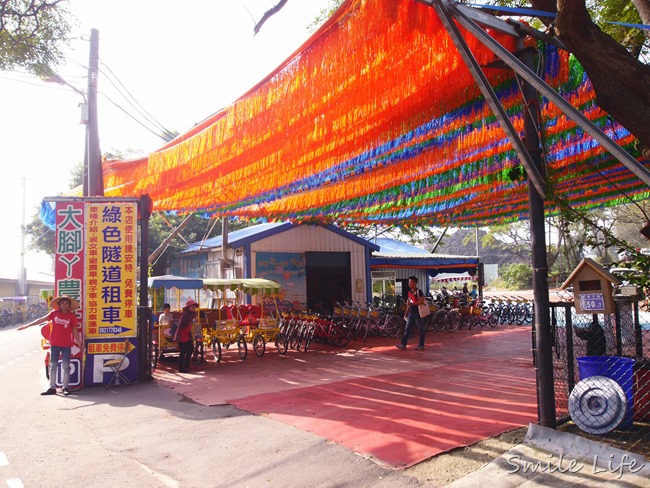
[[519, 47, 556, 428], [138, 195, 152, 381]]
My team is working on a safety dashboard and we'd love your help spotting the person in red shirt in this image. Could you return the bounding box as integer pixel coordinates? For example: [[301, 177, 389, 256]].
[[396, 276, 426, 350], [176, 299, 198, 373], [19, 296, 82, 396]]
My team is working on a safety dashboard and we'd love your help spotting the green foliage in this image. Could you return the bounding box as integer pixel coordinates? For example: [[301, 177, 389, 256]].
[[499, 263, 533, 289], [308, 0, 344, 32], [0, 0, 72, 73]]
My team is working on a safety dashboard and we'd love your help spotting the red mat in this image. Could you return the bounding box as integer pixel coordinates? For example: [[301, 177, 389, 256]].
[[155, 327, 538, 468], [230, 357, 536, 468]]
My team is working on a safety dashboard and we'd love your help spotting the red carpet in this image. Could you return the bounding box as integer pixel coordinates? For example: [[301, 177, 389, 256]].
[[155, 326, 537, 468]]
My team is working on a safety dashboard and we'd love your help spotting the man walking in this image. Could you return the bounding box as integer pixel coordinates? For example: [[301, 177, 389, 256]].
[[397, 276, 426, 350]]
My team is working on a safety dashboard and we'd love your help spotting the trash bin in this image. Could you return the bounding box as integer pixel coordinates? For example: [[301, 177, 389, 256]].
[[577, 356, 635, 429]]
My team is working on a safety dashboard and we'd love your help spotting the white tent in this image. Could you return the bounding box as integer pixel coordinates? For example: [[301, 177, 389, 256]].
[[432, 272, 477, 284]]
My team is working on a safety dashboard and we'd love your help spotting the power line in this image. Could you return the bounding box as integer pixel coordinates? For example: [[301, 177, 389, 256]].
[[98, 59, 176, 141], [100, 92, 173, 142]]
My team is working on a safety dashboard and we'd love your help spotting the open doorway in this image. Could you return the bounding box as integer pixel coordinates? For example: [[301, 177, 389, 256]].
[[305, 252, 351, 314]]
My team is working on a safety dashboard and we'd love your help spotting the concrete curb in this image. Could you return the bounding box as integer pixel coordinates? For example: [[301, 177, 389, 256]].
[[446, 423, 650, 487]]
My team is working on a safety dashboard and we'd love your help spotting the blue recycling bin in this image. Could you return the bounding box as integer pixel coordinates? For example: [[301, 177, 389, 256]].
[[577, 356, 635, 429]]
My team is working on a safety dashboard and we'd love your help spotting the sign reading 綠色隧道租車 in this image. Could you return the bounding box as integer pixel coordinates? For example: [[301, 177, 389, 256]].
[[53, 199, 140, 388], [84, 203, 137, 340]]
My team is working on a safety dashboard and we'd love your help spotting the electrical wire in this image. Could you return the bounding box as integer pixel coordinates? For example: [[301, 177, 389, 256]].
[[98, 59, 176, 141], [100, 92, 173, 142]]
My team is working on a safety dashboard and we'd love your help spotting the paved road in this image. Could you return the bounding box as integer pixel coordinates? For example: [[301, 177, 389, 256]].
[[1, 324, 432, 488]]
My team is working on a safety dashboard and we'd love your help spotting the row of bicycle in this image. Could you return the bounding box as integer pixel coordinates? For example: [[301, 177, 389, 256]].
[[151, 296, 534, 367]]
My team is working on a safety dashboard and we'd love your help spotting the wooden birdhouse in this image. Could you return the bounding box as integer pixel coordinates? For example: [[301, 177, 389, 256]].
[[561, 258, 621, 314]]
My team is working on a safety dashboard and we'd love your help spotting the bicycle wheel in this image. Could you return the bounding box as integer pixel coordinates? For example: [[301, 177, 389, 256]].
[[382, 315, 401, 338], [289, 323, 301, 350], [151, 342, 159, 369], [193, 340, 205, 365], [339, 324, 354, 347], [432, 310, 446, 332], [303, 327, 315, 352], [212, 337, 222, 363], [500, 307, 510, 325], [457, 314, 471, 330], [237, 336, 248, 360], [515, 306, 527, 325], [525, 305, 533, 324], [360, 319, 371, 342], [444, 311, 460, 332], [275, 332, 288, 354], [488, 312, 499, 328], [253, 333, 265, 357]]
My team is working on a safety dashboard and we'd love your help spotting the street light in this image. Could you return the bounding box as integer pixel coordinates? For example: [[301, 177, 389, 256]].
[[38, 28, 102, 197], [41, 69, 90, 196]]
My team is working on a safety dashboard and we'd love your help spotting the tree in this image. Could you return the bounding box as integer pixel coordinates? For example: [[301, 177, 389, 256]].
[[526, 0, 650, 156], [0, 0, 72, 74]]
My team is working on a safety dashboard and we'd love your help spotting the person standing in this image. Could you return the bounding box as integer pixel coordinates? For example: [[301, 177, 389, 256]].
[[175, 299, 198, 373], [18, 296, 82, 396], [396, 276, 426, 350]]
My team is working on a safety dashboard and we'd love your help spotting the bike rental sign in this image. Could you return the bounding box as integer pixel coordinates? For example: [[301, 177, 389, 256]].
[[53, 199, 138, 387]]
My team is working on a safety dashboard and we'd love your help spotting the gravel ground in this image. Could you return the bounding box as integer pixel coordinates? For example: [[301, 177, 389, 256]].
[[404, 428, 528, 486]]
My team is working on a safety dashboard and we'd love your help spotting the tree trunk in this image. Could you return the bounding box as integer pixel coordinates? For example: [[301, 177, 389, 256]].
[[530, 0, 650, 153], [631, 0, 650, 43]]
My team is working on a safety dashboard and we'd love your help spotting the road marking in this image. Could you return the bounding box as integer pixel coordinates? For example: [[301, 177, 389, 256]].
[[6, 479, 24, 488], [137, 462, 179, 488], [0, 451, 7, 466]]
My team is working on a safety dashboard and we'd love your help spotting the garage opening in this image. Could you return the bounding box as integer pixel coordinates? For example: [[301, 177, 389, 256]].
[[306, 252, 351, 315]]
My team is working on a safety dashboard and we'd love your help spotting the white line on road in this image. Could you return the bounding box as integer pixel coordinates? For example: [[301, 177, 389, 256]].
[[6, 478, 24, 488], [137, 462, 179, 488], [0, 452, 7, 466]]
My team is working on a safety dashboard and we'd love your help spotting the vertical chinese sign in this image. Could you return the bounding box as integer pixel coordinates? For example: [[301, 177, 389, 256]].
[[84, 202, 138, 386], [54, 202, 85, 388], [54, 200, 139, 388]]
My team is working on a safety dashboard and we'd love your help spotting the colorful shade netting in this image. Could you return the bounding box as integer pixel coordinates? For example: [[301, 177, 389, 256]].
[[102, 0, 648, 227]]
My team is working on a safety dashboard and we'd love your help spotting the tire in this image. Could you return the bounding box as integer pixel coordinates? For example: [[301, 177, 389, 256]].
[[500, 307, 510, 325], [303, 327, 315, 352], [275, 333, 288, 354], [151, 342, 159, 369], [253, 333, 265, 357], [515, 306, 527, 325], [289, 324, 301, 350], [338, 324, 354, 347], [488, 312, 499, 328], [212, 337, 222, 363], [433, 310, 447, 332], [444, 311, 460, 332], [525, 305, 533, 324], [193, 340, 205, 365], [237, 336, 248, 360], [360, 320, 371, 342], [457, 314, 468, 330]]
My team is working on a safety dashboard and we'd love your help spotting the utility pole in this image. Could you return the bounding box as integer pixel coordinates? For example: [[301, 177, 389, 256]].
[[18, 175, 27, 296], [86, 28, 103, 197]]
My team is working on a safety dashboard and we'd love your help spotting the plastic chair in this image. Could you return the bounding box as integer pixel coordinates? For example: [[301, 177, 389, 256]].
[[104, 339, 131, 389]]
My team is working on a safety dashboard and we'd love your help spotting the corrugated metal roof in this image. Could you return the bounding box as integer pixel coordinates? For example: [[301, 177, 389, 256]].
[[371, 237, 476, 260], [182, 222, 288, 253], [182, 222, 380, 253]]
